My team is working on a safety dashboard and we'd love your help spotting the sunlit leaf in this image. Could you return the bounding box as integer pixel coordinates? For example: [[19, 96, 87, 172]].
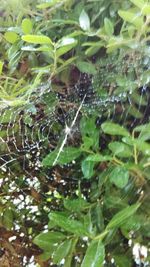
[[22, 35, 53, 44], [79, 10, 90, 31]]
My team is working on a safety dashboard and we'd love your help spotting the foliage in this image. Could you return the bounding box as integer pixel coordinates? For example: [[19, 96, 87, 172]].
[[0, 0, 150, 266]]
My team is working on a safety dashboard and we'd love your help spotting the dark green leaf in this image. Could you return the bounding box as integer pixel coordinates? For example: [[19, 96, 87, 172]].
[[81, 240, 105, 267], [108, 141, 133, 158], [33, 232, 65, 252], [42, 147, 81, 166], [106, 203, 141, 230], [48, 212, 91, 237], [109, 166, 129, 189], [53, 239, 72, 264]]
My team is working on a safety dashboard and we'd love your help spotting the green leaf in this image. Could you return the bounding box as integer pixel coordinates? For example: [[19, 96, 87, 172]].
[[37, 0, 62, 9], [33, 231, 65, 251], [84, 154, 112, 162], [109, 166, 129, 189], [56, 37, 77, 57], [81, 240, 105, 267], [118, 10, 143, 28], [108, 142, 132, 158], [0, 61, 4, 75], [21, 18, 33, 34], [48, 212, 91, 237], [4, 31, 19, 43], [129, 0, 145, 9], [76, 61, 96, 75], [141, 4, 150, 15], [3, 208, 13, 230], [79, 10, 90, 31], [104, 18, 114, 36], [106, 203, 141, 230], [42, 147, 81, 166], [52, 239, 72, 264], [82, 160, 96, 179], [101, 122, 129, 137], [22, 35, 53, 44], [64, 198, 90, 212]]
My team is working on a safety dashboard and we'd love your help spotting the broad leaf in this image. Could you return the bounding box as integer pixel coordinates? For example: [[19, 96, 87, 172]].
[[42, 147, 81, 166], [109, 166, 129, 189], [108, 142, 132, 158], [81, 240, 105, 267], [76, 61, 96, 75], [104, 18, 114, 36], [4, 32, 19, 43], [48, 212, 91, 237], [33, 231, 65, 251], [106, 203, 141, 229], [22, 35, 53, 44], [52, 239, 72, 264], [101, 122, 129, 137]]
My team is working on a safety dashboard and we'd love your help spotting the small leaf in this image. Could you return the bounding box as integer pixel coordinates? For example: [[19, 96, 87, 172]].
[[42, 147, 81, 166], [21, 18, 33, 34], [56, 37, 77, 57], [53, 239, 72, 264], [104, 18, 114, 36], [79, 10, 90, 31], [81, 240, 105, 267], [3, 209, 13, 230], [76, 61, 96, 75], [101, 122, 129, 137], [106, 203, 141, 230], [109, 166, 129, 189], [4, 31, 19, 43], [22, 35, 53, 44]]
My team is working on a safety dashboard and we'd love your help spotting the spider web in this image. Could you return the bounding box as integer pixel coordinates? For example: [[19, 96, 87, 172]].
[[0, 51, 150, 176]]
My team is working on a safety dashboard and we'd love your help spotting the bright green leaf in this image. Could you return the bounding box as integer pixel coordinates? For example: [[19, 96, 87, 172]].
[[118, 10, 143, 28], [22, 35, 53, 44], [21, 18, 33, 34], [4, 31, 19, 43]]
